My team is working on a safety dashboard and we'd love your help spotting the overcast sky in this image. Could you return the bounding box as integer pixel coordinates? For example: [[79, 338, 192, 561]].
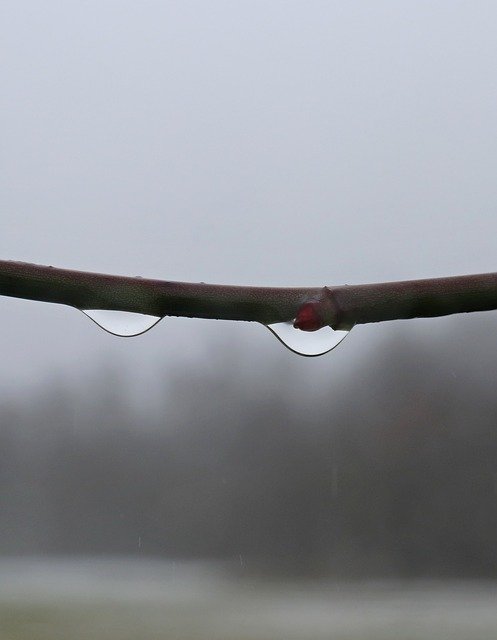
[[2, 1, 497, 396]]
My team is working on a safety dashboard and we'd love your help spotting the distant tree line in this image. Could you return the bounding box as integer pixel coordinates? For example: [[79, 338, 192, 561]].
[[1, 319, 497, 577]]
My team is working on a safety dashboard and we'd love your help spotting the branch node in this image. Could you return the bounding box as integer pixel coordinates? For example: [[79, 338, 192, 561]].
[[293, 288, 348, 332], [323, 287, 352, 330]]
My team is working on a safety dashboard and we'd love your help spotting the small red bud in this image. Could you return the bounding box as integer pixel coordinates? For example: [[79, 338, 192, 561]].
[[293, 301, 325, 332]]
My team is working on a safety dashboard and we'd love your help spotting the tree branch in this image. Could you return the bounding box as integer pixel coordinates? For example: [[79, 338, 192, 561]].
[[1, 260, 497, 330]]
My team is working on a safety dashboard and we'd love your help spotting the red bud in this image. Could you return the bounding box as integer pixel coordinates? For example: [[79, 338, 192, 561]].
[[293, 301, 325, 332]]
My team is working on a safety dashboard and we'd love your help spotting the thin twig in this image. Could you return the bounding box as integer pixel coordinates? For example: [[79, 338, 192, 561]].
[[1, 260, 497, 330]]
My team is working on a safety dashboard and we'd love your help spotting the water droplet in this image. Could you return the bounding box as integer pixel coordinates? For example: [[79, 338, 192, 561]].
[[266, 321, 350, 357], [81, 309, 163, 337]]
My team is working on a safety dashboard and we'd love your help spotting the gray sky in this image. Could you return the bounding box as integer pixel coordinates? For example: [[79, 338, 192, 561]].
[[2, 1, 497, 395]]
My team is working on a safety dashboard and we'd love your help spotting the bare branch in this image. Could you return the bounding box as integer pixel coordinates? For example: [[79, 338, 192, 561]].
[[1, 260, 497, 330]]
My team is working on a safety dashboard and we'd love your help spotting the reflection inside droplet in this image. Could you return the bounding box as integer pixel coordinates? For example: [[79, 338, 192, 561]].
[[266, 321, 350, 356], [81, 309, 163, 337]]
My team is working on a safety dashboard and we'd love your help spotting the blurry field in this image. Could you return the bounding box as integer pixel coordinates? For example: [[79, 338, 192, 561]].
[[1, 559, 497, 639]]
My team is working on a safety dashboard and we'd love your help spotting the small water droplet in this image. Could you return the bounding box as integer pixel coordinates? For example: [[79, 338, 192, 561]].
[[266, 321, 350, 356], [81, 309, 163, 337]]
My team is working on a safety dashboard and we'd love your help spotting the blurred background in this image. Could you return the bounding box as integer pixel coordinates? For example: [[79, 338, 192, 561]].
[[2, 1, 497, 638]]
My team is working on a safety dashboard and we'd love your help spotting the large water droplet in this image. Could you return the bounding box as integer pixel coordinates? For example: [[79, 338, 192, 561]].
[[266, 321, 350, 357], [81, 309, 163, 337]]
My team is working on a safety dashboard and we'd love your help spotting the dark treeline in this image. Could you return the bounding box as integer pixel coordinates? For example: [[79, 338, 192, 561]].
[[1, 320, 497, 577]]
